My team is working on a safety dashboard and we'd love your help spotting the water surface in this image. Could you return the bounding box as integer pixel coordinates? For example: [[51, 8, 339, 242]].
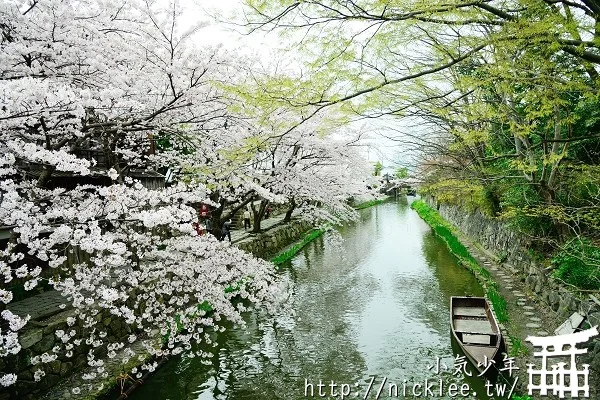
[[128, 200, 500, 400]]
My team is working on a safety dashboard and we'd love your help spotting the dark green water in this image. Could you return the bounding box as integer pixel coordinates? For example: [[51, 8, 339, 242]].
[[127, 200, 507, 400]]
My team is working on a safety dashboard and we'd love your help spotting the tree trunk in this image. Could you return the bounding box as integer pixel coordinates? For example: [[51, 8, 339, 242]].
[[251, 200, 268, 233], [209, 193, 225, 240], [283, 199, 296, 223]]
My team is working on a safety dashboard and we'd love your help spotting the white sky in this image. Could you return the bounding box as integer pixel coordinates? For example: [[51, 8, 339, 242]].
[[179, 0, 407, 172], [181, 0, 281, 54]]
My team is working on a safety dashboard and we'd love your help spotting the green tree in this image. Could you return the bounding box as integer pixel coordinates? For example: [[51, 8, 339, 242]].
[[241, 0, 600, 242], [394, 167, 408, 179], [373, 161, 383, 176]]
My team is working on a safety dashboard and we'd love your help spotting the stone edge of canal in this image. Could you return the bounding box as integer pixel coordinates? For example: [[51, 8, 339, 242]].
[[410, 199, 546, 399], [83, 201, 385, 400]]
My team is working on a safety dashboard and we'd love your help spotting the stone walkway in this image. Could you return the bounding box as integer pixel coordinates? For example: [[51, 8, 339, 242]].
[[457, 235, 576, 399], [462, 240, 559, 336], [230, 213, 288, 244]]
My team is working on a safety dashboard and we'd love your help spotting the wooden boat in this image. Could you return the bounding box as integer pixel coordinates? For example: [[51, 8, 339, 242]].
[[450, 296, 502, 374]]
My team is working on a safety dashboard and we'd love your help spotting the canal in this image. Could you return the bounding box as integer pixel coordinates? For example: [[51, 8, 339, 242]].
[[127, 200, 504, 400]]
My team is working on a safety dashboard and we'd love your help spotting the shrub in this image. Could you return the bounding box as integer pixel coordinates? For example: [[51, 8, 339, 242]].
[[552, 239, 600, 290]]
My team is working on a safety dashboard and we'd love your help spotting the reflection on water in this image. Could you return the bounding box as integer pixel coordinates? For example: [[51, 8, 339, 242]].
[[127, 200, 512, 400]]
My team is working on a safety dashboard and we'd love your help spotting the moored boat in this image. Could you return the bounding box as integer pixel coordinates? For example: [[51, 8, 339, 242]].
[[450, 296, 502, 374]]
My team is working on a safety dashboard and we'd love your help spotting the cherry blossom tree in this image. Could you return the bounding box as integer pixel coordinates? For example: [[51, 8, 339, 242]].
[[0, 0, 289, 391], [253, 119, 373, 229], [192, 113, 374, 234], [0, 0, 375, 392]]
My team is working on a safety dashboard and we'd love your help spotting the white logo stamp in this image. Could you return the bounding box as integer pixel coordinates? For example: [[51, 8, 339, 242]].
[[526, 326, 598, 398]]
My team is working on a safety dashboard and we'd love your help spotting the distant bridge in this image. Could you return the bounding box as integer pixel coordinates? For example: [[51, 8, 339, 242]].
[[379, 177, 422, 196]]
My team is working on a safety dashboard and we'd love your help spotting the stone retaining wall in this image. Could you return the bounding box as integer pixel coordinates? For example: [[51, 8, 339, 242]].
[[4, 218, 315, 400], [2, 309, 133, 400], [430, 199, 600, 370], [235, 218, 314, 257]]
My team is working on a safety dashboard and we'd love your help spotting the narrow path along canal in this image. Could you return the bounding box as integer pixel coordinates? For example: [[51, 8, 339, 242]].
[[126, 200, 510, 400]]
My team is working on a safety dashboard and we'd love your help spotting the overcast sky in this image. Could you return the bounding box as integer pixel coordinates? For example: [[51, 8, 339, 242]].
[[180, 0, 279, 54], [178, 0, 408, 172]]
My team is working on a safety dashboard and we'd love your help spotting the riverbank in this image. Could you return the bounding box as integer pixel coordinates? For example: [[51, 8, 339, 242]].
[[411, 199, 599, 399], [38, 199, 390, 400], [37, 216, 313, 400], [113, 198, 491, 400], [271, 228, 326, 265]]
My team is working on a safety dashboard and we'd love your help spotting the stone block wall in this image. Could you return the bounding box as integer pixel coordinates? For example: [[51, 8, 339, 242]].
[[235, 218, 314, 258], [429, 199, 600, 369], [2, 309, 133, 400]]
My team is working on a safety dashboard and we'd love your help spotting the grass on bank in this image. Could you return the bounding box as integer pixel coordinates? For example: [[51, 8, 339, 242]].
[[411, 200, 507, 323], [508, 335, 530, 357], [354, 198, 386, 209], [271, 228, 326, 266], [486, 286, 508, 322]]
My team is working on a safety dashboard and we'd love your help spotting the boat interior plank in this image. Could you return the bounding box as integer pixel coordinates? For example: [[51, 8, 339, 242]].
[[462, 345, 497, 362], [462, 333, 491, 345], [454, 319, 495, 335], [454, 306, 487, 318]]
